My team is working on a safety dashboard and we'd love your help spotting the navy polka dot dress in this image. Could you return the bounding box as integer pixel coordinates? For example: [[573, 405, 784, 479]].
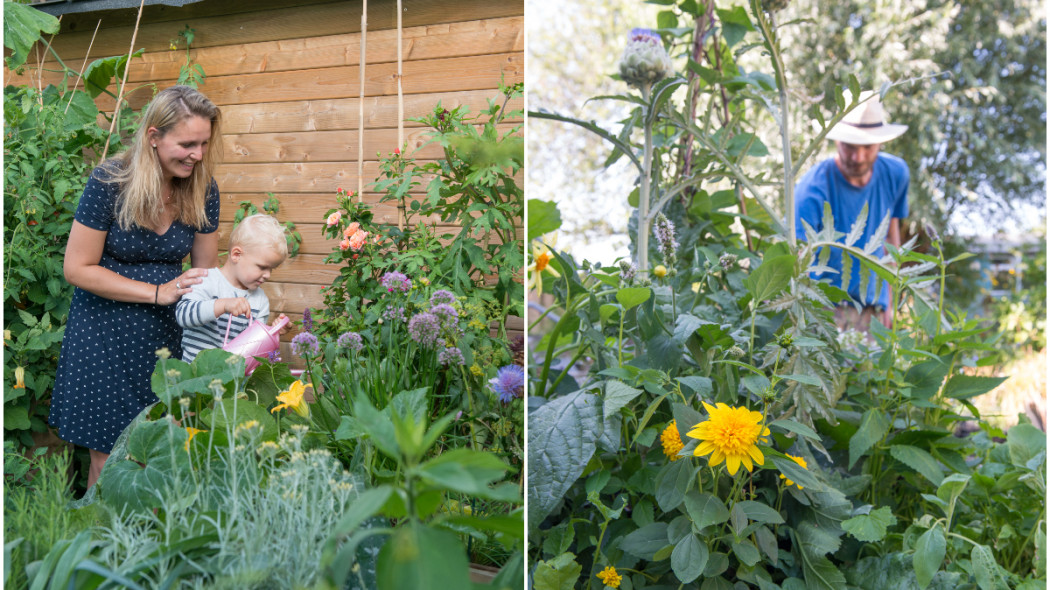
[[49, 166, 220, 453]]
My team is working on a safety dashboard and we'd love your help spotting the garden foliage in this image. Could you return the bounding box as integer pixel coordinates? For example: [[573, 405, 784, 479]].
[[527, 2, 1046, 589]]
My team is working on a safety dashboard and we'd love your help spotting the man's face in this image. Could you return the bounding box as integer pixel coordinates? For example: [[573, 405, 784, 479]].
[[835, 141, 881, 181]]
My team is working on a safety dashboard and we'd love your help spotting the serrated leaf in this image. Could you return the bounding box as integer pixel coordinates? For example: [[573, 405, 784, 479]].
[[603, 380, 643, 416], [744, 255, 796, 303], [890, 445, 944, 485], [527, 391, 602, 531], [532, 552, 581, 590]]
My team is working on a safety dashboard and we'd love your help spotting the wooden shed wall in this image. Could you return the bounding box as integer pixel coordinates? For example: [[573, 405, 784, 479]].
[[16, 0, 525, 358]]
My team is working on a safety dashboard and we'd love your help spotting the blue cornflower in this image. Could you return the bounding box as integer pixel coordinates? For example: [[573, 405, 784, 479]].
[[489, 364, 525, 404]]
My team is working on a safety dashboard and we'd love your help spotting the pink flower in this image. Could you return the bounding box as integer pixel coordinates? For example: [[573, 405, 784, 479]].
[[326, 211, 341, 227], [394, 148, 401, 155], [349, 229, 368, 250], [339, 237, 351, 251], [343, 222, 360, 238]]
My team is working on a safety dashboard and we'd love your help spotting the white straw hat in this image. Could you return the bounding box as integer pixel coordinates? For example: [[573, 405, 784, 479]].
[[826, 90, 908, 145]]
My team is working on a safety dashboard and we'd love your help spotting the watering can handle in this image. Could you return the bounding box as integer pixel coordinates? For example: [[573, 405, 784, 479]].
[[222, 307, 252, 347]]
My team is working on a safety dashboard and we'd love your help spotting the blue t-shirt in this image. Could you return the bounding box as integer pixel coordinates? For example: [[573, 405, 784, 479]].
[[794, 153, 909, 308]]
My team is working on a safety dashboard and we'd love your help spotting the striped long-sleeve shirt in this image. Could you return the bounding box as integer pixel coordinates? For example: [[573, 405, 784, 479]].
[[175, 268, 270, 363]]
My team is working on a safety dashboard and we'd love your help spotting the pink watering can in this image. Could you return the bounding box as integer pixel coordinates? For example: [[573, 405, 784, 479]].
[[223, 314, 290, 376]]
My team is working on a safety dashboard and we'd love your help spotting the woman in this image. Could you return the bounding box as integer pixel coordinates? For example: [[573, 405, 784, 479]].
[[50, 85, 223, 488]]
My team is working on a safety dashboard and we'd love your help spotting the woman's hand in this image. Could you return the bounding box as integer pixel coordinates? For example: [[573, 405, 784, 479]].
[[158, 268, 208, 306], [217, 297, 252, 318]]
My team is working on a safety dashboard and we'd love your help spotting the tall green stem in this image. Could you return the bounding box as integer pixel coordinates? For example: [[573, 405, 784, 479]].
[[638, 82, 654, 273]]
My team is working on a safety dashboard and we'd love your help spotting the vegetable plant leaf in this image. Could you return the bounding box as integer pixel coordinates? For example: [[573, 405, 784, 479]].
[[671, 533, 708, 583], [890, 445, 944, 486], [841, 506, 897, 542], [744, 255, 796, 303], [849, 409, 890, 469], [532, 552, 582, 590], [913, 526, 946, 590]]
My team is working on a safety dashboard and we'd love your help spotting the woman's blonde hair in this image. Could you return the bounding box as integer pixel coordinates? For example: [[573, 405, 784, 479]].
[[104, 85, 223, 231], [230, 214, 289, 260]]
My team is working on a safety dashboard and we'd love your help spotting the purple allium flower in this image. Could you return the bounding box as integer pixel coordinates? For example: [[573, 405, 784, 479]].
[[430, 303, 459, 327], [267, 350, 282, 363], [336, 331, 363, 352], [489, 364, 525, 404], [438, 346, 465, 367], [302, 307, 314, 333], [407, 312, 440, 346], [291, 332, 320, 357], [430, 289, 456, 305], [383, 304, 407, 323], [380, 271, 412, 293]]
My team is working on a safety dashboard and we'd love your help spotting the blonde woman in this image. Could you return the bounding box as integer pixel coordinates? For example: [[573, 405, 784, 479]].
[[50, 86, 224, 488]]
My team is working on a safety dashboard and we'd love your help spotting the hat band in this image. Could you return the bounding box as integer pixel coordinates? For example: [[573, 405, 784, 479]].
[[845, 121, 884, 129]]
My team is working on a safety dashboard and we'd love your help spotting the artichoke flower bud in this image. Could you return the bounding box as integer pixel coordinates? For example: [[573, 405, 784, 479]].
[[618, 28, 673, 89]]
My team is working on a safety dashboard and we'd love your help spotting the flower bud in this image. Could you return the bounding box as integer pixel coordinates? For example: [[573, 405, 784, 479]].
[[762, 0, 790, 12], [654, 264, 668, 278], [618, 28, 673, 89]]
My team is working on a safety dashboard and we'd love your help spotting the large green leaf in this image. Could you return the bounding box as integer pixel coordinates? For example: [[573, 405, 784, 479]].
[[3, 2, 59, 70], [671, 533, 708, 583], [971, 543, 1009, 590], [849, 409, 890, 469], [743, 255, 796, 303], [620, 523, 669, 559], [527, 199, 562, 242], [654, 455, 696, 511], [417, 448, 517, 501], [844, 553, 963, 589], [532, 552, 581, 590], [795, 522, 846, 590], [98, 419, 191, 514], [941, 375, 1007, 400], [527, 390, 602, 532], [616, 287, 651, 310], [376, 522, 470, 590], [1006, 423, 1046, 469], [889, 444, 944, 485], [683, 491, 730, 531], [602, 380, 643, 416], [913, 526, 946, 589], [841, 506, 896, 542]]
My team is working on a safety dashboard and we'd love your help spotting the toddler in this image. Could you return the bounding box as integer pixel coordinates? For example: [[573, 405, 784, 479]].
[[177, 214, 289, 362]]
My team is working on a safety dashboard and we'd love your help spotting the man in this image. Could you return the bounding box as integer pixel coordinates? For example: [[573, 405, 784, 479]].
[[795, 90, 909, 331]]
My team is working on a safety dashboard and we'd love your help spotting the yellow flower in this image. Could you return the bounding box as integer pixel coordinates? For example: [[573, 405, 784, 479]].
[[780, 454, 808, 489], [596, 566, 622, 588], [660, 420, 684, 461], [687, 402, 769, 475], [526, 234, 560, 295], [653, 264, 668, 278], [185, 427, 206, 451], [13, 366, 25, 389], [3, 329, 11, 344], [271, 380, 312, 418], [469, 364, 484, 377]]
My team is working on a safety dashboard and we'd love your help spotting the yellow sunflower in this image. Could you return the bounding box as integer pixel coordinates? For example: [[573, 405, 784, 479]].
[[596, 566, 622, 588], [687, 402, 770, 475], [271, 380, 312, 418], [780, 454, 808, 489], [660, 420, 684, 461], [526, 234, 560, 295]]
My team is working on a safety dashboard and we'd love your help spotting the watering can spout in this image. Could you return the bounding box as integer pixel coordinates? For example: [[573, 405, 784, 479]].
[[268, 315, 291, 334]]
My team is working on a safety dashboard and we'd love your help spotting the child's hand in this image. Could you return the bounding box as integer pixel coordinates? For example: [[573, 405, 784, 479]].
[[219, 297, 252, 318], [271, 313, 290, 335]]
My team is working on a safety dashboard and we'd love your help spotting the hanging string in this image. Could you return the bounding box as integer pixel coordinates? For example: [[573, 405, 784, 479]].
[[357, 0, 367, 203], [396, 0, 405, 231], [100, 0, 145, 163]]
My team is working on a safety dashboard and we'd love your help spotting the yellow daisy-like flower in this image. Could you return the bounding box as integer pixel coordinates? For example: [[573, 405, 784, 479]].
[[271, 380, 312, 418], [687, 402, 770, 475], [660, 420, 684, 461], [596, 566, 622, 588], [185, 427, 206, 451], [13, 366, 25, 389], [526, 234, 560, 295], [779, 454, 808, 489]]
